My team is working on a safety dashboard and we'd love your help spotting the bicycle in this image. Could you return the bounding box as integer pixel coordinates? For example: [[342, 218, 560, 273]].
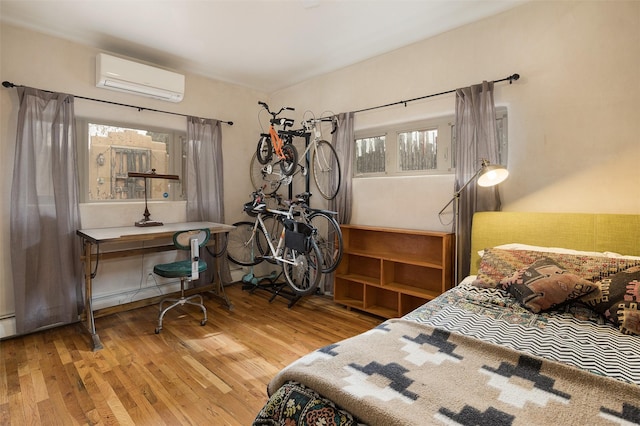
[[250, 111, 341, 199], [249, 151, 291, 196], [298, 115, 341, 200], [226, 189, 323, 296], [279, 192, 343, 273], [255, 101, 298, 177]]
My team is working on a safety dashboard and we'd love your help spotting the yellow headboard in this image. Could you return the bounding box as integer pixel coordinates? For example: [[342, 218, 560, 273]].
[[470, 212, 640, 274]]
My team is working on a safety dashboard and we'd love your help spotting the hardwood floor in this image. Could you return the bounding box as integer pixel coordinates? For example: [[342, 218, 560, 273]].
[[0, 283, 383, 425]]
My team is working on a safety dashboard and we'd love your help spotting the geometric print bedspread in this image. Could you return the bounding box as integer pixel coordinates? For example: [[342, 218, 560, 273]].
[[404, 281, 640, 386], [267, 319, 640, 426]]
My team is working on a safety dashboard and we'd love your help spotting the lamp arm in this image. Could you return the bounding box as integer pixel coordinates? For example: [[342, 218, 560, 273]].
[[437, 167, 483, 215]]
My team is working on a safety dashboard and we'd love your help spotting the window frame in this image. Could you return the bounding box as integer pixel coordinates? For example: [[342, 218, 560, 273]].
[[354, 116, 454, 178], [353, 108, 507, 178], [76, 118, 186, 203]]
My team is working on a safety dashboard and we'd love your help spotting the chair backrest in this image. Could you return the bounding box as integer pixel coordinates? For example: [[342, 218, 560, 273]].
[[173, 229, 210, 280], [173, 229, 210, 250]]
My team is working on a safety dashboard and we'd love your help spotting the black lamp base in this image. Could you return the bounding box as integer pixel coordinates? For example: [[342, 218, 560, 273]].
[[134, 219, 163, 227]]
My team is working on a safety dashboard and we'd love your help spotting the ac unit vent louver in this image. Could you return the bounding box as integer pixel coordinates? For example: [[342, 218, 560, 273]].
[[96, 53, 185, 102]]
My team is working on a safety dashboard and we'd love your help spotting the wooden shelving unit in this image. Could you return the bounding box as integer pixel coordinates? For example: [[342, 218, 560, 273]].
[[334, 225, 454, 318]]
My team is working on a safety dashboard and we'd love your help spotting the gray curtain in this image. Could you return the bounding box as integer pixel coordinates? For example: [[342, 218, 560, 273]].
[[185, 116, 232, 286], [324, 112, 354, 294], [11, 87, 82, 334], [454, 81, 501, 281], [329, 112, 354, 224]]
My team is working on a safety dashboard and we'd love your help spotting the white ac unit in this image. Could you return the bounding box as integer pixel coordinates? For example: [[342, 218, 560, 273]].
[[96, 53, 185, 102]]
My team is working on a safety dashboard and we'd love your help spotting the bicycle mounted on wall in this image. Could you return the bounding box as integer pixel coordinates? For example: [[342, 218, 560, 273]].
[[251, 102, 341, 201]]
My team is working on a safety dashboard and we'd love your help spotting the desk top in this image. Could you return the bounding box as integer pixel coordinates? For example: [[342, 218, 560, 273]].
[[77, 221, 235, 244]]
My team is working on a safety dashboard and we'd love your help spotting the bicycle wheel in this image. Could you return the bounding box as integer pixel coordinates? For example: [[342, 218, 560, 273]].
[[308, 211, 343, 273], [205, 232, 228, 258], [282, 238, 323, 296], [256, 135, 272, 165], [227, 221, 263, 266], [249, 153, 282, 195], [312, 140, 341, 200], [280, 144, 298, 177], [257, 214, 283, 264]]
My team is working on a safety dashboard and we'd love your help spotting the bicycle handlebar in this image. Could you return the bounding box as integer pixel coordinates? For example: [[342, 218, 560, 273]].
[[259, 101, 295, 119], [302, 116, 339, 135]]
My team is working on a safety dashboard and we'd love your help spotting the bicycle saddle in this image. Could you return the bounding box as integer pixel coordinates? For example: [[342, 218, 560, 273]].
[[243, 201, 266, 216]]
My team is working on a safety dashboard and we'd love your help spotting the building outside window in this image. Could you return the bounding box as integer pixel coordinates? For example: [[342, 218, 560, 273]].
[[79, 121, 184, 202]]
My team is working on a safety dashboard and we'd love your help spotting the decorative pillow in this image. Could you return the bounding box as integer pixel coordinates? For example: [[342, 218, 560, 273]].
[[499, 257, 596, 313], [471, 248, 640, 289], [580, 266, 640, 335]]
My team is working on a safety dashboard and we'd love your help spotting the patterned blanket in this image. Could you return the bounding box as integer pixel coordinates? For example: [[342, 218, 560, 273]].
[[266, 319, 640, 425]]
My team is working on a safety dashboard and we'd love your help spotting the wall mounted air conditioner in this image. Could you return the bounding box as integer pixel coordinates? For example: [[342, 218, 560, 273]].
[[96, 53, 185, 102]]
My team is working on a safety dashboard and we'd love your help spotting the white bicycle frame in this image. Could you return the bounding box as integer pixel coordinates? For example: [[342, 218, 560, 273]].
[[299, 119, 331, 169], [251, 206, 301, 266]]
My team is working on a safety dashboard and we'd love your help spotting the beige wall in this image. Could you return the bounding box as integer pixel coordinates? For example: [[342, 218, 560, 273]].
[[1, 0, 639, 337], [270, 0, 640, 229], [0, 23, 266, 336]]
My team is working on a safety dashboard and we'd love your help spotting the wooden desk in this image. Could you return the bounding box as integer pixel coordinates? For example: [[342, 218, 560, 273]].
[[77, 221, 235, 351]]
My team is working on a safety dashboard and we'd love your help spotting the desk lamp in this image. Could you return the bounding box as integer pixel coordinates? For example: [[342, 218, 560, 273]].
[[128, 169, 180, 227]]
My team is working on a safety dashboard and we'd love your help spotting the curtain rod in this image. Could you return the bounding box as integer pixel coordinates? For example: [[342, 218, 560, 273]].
[[353, 73, 520, 114], [1, 81, 234, 125]]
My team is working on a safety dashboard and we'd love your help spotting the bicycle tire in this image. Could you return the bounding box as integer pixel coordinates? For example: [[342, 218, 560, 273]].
[[249, 153, 282, 195], [256, 135, 272, 165], [227, 221, 264, 266], [308, 211, 343, 273], [282, 238, 323, 296], [312, 140, 341, 200], [205, 232, 228, 258], [280, 144, 298, 176], [257, 214, 283, 265]]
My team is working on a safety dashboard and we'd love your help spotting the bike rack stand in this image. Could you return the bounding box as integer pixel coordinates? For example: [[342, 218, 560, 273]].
[[241, 270, 302, 308], [242, 131, 312, 309]]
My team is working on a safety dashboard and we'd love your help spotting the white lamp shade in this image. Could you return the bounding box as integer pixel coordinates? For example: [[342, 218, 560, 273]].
[[477, 165, 509, 187]]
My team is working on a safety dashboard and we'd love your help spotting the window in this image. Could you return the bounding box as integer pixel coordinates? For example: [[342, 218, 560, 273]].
[[354, 116, 452, 177], [78, 121, 184, 202], [355, 136, 386, 174], [398, 129, 438, 171], [354, 108, 507, 177]]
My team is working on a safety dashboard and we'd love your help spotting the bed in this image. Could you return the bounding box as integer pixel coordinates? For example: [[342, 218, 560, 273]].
[[253, 212, 640, 425]]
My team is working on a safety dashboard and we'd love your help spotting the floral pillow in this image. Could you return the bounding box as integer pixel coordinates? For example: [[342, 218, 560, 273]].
[[580, 266, 640, 335], [499, 257, 596, 313], [472, 248, 640, 289]]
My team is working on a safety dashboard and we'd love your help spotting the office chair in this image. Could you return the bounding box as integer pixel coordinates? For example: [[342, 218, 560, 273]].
[[153, 228, 210, 334]]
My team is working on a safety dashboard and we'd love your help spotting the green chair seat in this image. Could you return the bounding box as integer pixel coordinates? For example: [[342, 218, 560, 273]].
[[154, 259, 207, 279]]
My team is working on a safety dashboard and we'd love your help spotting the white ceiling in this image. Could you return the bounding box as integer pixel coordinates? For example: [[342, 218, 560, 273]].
[[0, 0, 525, 92]]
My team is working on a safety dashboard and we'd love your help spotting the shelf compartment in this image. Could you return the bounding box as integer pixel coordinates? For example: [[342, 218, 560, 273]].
[[336, 254, 381, 285], [334, 278, 365, 309], [400, 293, 430, 316], [364, 286, 399, 318], [382, 260, 446, 295], [342, 225, 452, 266]]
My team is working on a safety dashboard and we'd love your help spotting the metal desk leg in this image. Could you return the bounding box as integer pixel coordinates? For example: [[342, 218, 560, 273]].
[[207, 233, 233, 310], [82, 240, 103, 351], [211, 257, 233, 311]]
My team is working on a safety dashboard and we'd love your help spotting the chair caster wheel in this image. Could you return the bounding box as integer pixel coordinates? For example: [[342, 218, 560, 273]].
[[200, 319, 207, 326], [155, 327, 161, 334]]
